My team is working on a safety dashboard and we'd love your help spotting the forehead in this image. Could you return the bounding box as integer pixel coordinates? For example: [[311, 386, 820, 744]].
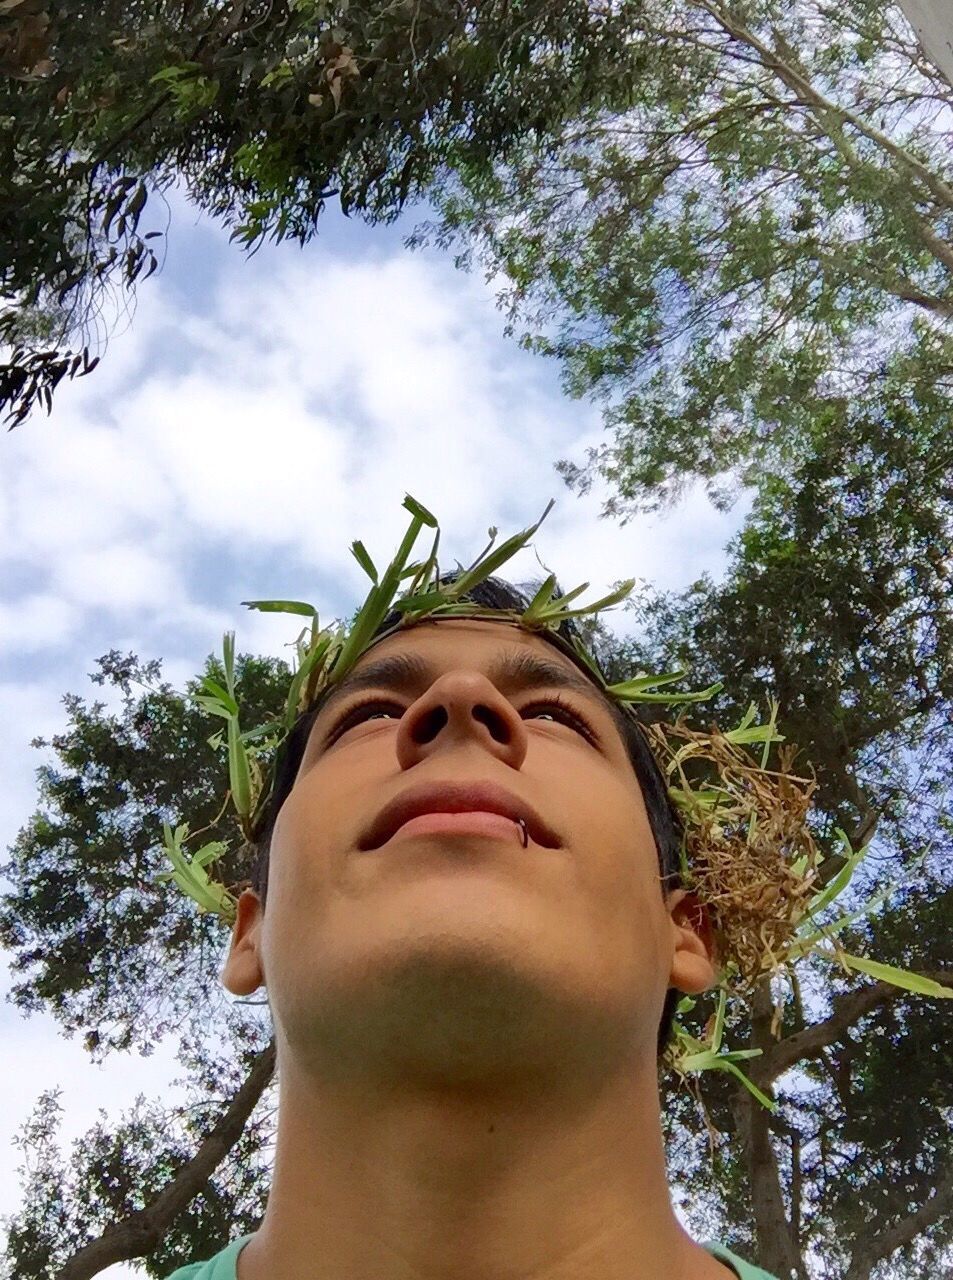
[[367, 618, 574, 662]]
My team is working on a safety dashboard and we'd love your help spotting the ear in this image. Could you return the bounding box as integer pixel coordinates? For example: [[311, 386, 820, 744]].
[[221, 889, 266, 996], [665, 888, 717, 996]]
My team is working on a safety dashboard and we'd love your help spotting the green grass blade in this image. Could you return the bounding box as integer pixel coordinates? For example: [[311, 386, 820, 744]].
[[522, 573, 558, 620], [606, 670, 687, 697], [222, 631, 237, 699], [242, 599, 317, 617], [614, 681, 723, 705], [350, 540, 378, 583], [533, 579, 590, 614], [402, 494, 438, 528], [543, 579, 635, 620], [199, 677, 239, 717], [806, 829, 870, 919], [227, 717, 253, 818], [448, 500, 555, 599], [712, 988, 727, 1053], [826, 951, 953, 998], [718, 1060, 777, 1112], [194, 696, 235, 721]]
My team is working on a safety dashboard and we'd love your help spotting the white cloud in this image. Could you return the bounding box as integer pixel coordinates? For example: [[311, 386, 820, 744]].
[[51, 544, 183, 614], [7, 421, 173, 565], [131, 373, 355, 557], [0, 595, 80, 654]]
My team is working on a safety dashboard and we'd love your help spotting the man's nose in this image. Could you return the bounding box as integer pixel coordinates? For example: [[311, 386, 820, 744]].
[[395, 670, 529, 771]]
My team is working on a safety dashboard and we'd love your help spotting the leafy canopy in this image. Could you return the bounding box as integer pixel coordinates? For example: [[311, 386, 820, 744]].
[[420, 0, 953, 512], [0, 0, 645, 423]]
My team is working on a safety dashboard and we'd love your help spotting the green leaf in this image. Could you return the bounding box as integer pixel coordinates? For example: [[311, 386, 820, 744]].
[[222, 631, 237, 700], [718, 1060, 778, 1112], [350, 540, 378, 583], [541, 579, 591, 611], [791, 886, 895, 958], [242, 599, 317, 617], [522, 573, 558, 619], [448, 499, 556, 599], [712, 988, 726, 1054], [240, 719, 281, 745], [334, 507, 430, 675], [156, 823, 233, 918], [194, 696, 235, 721], [606, 669, 687, 697], [402, 494, 438, 527], [227, 718, 253, 818], [806, 828, 870, 919], [613, 681, 723, 705], [391, 589, 448, 614], [285, 632, 334, 726], [824, 951, 953, 998], [199, 676, 238, 717], [542, 578, 636, 619], [723, 721, 784, 745], [192, 840, 228, 869]]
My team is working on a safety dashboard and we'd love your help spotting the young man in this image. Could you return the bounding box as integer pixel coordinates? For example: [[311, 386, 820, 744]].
[[165, 593, 778, 1278]]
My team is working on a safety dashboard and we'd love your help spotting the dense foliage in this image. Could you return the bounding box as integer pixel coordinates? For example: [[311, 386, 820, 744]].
[[0, 650, 287, 1055], [591, 386, 953, 1276], [1, 0, 642, 423], [422, 0, 953, 512]]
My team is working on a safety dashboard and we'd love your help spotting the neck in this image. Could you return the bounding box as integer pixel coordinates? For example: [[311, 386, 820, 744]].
[[240, 1042, 729, 1280]]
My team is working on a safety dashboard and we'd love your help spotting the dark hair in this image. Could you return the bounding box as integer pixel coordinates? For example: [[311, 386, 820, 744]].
[[249, 574, 683, 1050]]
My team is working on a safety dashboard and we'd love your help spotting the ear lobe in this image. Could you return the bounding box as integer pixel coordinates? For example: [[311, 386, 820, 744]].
[[666, 889, 717, 996], [221, 889, 266, 996]]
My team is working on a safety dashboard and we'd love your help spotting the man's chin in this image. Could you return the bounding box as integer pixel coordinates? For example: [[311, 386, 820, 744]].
[[280, 942, 641, 1099]]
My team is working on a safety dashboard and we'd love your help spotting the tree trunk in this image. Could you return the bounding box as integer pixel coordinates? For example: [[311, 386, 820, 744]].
[[57, 1038, 277, 1280], [733, 983, 804, 1280]]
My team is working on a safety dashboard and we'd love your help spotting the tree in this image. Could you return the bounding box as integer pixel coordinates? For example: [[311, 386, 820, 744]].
[[0, 650, 288, 1055], [3, 1023, 275, 1280], [0, 0, 643, 425], [422, 0, 953, 513], [585, 388, 953, 1276], [0, 650, 287, 1278]]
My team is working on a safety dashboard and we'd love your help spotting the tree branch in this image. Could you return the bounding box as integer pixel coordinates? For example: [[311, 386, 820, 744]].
[[844, 1170, 953, 1280], [734, 981, 805, 1278], [57, 1038, 277, 1280], [761, 971, 953, 1081], [693, 1, 953, 225]]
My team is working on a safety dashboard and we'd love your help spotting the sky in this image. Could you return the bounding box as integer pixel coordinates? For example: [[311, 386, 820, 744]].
[[0, 193, 749, 1276]]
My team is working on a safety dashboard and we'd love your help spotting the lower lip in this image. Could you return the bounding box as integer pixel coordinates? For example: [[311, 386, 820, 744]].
[[386, 811, 524, 845]]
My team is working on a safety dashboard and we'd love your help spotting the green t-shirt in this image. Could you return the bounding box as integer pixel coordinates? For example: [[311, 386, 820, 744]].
[[162, 1233, 778, 1279]]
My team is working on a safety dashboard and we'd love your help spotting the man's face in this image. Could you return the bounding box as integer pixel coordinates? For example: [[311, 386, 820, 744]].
[[225, 620, 708, 1093]]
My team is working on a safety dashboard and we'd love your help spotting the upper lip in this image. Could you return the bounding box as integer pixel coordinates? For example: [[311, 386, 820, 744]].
[[358, 780, 561, 851]]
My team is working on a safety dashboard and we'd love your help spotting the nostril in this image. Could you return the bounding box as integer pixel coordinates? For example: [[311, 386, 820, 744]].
[[410, 705, 447, 744], [473, 704, 510, 743]]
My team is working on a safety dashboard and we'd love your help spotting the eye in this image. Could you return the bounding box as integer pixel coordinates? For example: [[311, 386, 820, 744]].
[[324, 692, 598, 748], [521, 695, 595, 743], [327, 697, 404, 743]]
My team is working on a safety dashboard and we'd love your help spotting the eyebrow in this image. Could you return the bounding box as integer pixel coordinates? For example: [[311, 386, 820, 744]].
[[316, 647, 610, 723]]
